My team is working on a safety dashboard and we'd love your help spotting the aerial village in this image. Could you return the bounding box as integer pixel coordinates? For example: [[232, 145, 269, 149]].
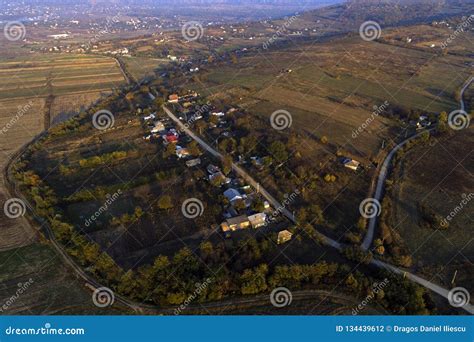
[[139, 91, 295, 245]]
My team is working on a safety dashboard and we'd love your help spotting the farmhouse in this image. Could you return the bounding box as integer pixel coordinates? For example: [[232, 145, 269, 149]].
[[186, 158, 201, 167], [342, 158, 361, 171], [48, 33, 70, 39], [207, 164, 221, 174], [277, 230, 293, 244], [176, 147, 190, 159], [209, 171, 226, 184], [165, 132, 179, 143], [248, 213, 267, 228], [151, 121, 165, 133], [168, 94, 179, 103], [221, 215, 251, 236], [224, 188, 245, 203], [416, 116, 432, 130]]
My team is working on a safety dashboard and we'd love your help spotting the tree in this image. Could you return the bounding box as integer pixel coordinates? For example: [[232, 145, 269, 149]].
[[221, 155, 233, 175], [437, 111, 448, 133], [308, 204, 324, 224], [188, 141, 201, 156], [240, 264, 268, 295], [155, 97, 164, 107], [268, 141, 288, 164], [195, 120, 207, 134], [158, 195, 173, 210], [163, 143, 176, 159]]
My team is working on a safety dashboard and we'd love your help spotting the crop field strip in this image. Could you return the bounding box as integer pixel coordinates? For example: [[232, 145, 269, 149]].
[[0, 54, 127, 254]]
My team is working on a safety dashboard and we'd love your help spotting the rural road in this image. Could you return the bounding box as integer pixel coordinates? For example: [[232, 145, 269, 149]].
[[163, 105, 343, 251], [163, 93, 474, 314], [363, 77, 473, 251], [361, 129, 434, 251], [4, 77, 472, 315]]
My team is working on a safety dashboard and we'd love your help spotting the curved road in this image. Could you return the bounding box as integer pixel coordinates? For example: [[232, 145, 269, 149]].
[[163, 83, 474, 315], [361, 129, 434, 250], [4, 79, 472, 315], [363, 76, 473, 251]]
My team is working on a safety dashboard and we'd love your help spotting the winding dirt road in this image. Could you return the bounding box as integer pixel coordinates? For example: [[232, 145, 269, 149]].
[[163, 88, 474, 314]]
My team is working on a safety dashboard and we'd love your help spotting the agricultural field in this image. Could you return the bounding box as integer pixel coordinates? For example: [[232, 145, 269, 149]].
[[175, 25, 472, 242], [0, 53, 127, 251], [0, 54, 126, 122], [121, 56, 169, 82], [0, 53, 127, 314], [388, 129, 473, 293], [0, 244, 127, 314], [190, 30, 472, 158]]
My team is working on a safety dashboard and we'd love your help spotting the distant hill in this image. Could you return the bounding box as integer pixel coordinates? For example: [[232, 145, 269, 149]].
[[300, 0, 473, 27]]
